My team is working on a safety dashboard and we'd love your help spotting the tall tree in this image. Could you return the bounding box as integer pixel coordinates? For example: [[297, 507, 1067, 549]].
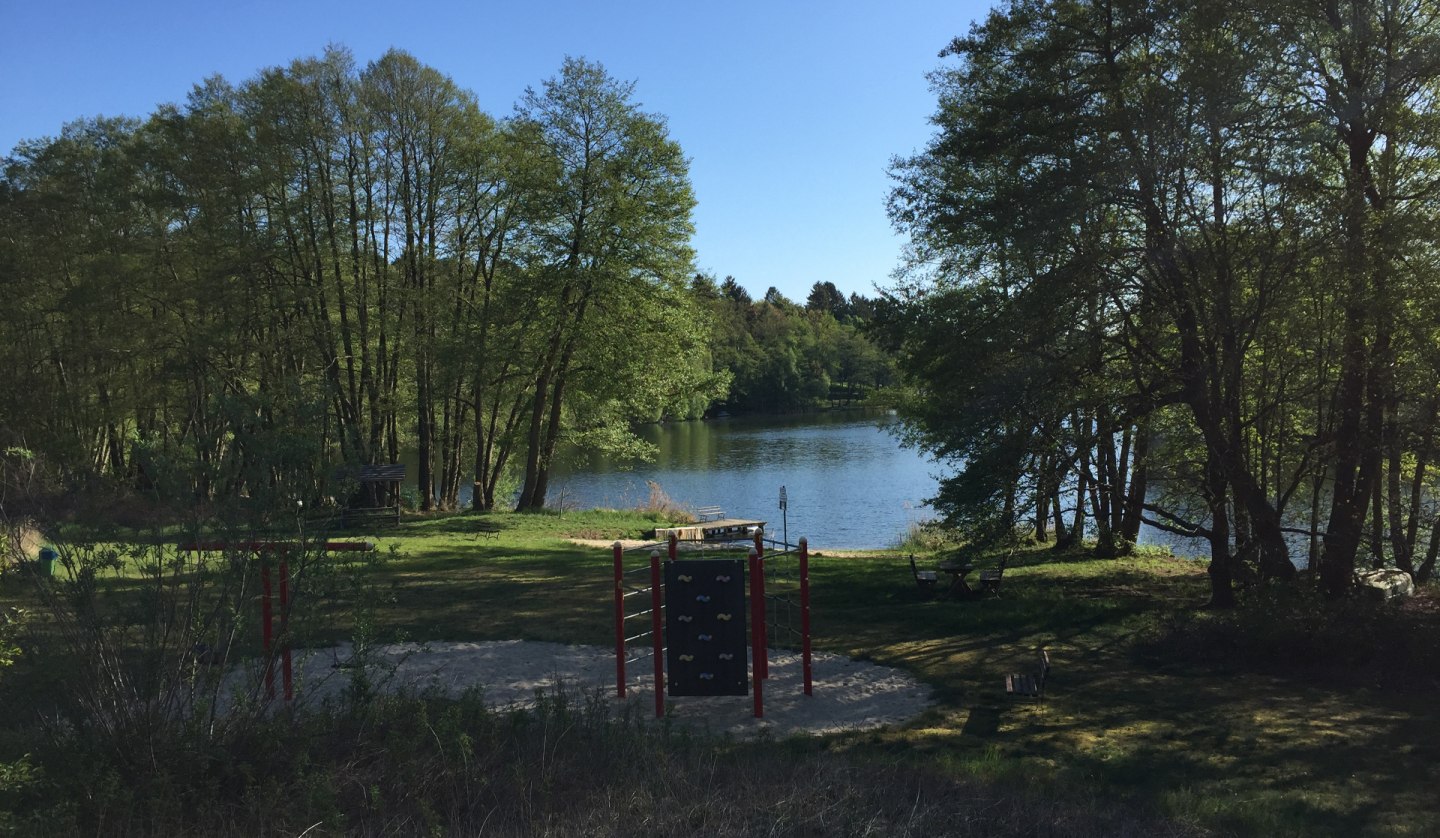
[[510, 57, 699, 511]]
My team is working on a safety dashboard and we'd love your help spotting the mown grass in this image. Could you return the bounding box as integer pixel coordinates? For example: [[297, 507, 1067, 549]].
[[3, 508, 1438, 836]]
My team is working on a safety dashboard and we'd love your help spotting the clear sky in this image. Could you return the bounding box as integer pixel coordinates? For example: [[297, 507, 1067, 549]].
[[0, 0, 989, 303]]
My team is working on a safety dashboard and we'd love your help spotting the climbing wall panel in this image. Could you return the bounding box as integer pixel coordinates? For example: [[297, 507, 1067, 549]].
[[665, 559, 749, 696]]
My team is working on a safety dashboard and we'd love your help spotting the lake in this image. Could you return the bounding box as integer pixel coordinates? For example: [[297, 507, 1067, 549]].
[[447, 409, 1215, 556], [546, 410, 942, 550]]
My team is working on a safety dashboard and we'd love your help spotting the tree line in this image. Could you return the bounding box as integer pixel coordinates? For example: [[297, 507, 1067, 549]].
[[0, 47, 898, 518], [0, 48, 719, 515], [883, 0, 1440, 603]]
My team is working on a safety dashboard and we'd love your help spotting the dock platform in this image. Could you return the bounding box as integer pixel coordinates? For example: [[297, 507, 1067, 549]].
[[654, 519, 767, 542]]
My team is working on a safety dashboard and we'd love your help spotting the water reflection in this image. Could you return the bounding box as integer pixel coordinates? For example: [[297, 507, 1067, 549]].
[[548, 410, 944, 550]]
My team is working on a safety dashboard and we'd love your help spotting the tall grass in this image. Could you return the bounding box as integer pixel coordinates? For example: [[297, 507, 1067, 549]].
[[641, 480, 694, 522], [5, 683, 1202, 836]]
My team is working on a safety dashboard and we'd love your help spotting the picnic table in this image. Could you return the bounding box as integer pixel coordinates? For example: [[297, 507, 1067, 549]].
[[936, 559, 975, 596]]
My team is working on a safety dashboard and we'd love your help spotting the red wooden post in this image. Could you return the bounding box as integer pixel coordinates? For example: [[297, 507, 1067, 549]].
[[261, 557, 274, 700], [800, 537, 812, 696], [279, 552, 292, 702], [613, 542, 626, 698], [650, 549, 665, 718], [753, 530, 768, 680], [177, 540, 379, 703], [668, 532, 678, 562], [754, 547, 766, 719]]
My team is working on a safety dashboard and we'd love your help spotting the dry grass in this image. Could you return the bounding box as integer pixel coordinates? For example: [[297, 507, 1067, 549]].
[[641, 480, 694, 522]]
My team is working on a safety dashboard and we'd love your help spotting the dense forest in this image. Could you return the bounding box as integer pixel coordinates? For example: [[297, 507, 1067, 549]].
[[696, 276, 895, 414], [0, 47, 893, 517], [882, 0, 1440, 604]]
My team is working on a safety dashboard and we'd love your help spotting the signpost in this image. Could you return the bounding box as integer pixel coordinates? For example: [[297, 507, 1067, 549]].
[[779, 485, 788, 549]]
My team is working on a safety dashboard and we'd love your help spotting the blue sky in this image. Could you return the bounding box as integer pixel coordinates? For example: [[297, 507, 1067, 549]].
[[0, 0, 989, 303]]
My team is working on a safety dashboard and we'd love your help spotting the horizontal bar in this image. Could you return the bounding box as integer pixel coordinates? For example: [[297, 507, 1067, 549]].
[[621, 542, 671, 554], [624, 632, 653, 643]]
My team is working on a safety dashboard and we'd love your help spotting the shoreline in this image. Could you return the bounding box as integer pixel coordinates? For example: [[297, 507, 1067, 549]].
[[568, 538, 880, 557]]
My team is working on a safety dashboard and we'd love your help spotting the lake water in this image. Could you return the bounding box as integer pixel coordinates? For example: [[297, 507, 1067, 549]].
[[442, 409, 1220, 556], [546, 410, 943, 550]]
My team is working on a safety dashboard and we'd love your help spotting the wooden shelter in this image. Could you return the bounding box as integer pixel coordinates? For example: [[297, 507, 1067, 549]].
[[333, 464, 405, 527]]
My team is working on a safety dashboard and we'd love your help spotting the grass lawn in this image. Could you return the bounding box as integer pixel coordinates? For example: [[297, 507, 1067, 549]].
[[3, 508, 1437, 835]]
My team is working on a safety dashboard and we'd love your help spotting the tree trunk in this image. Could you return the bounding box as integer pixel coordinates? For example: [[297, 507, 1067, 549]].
[[1397, 396, 1437, 574], [1071, 442, 1088, 547], [1204, 449, 1236, 608], [515, 360, 552, 511], [1417, 515, 1440, 584], [1120, 420, 1149, 545]]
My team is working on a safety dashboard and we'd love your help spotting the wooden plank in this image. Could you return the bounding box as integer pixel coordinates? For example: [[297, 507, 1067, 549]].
[[1006, 673, 1039, 696]]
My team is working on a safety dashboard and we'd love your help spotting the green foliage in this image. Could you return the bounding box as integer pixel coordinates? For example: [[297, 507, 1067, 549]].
[[884, 0, 1440, 594], [700, 273, 896, 413], [0, 48, 719, 517]]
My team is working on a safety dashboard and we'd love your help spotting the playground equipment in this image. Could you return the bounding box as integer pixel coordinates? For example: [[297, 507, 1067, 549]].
[[177, 540, 374, 702], [613, 529, 811, 719]]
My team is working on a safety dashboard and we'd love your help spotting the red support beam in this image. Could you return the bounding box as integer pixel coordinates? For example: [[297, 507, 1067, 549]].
[[800, 537, 812, 696], [754, 547, 766, 719], [649, 549, 665, 718], [279, 555, 292, 702], [753, 530, 768, 681], [261, 558, 274, 701], [613, 542, 626, 699]]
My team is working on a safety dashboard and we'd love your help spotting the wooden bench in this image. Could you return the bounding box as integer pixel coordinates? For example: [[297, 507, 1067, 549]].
[[1006, 648, 1050, 703], [341, 505, 401, 529], [694, 505, 726, 522], [910, 554, 938, 595]]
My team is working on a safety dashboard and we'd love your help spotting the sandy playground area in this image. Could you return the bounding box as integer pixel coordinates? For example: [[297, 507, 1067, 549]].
[[266, 639, 935, 738]]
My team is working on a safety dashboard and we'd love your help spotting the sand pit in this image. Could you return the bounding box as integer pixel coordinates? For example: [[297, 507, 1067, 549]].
[[267, 640, 935, 738]]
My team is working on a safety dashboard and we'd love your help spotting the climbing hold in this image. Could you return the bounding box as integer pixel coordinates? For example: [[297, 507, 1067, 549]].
[[716, 613, 732, 621], [699, 672, 714, 680], [698, 633, 712, 641], [679, 654, 694, 662], [718, 653, 734, 661], [678, 574, 693, 582], [696, 594, 711, 602], [715, 574, 731, 582], [678, 615, 694, 623]]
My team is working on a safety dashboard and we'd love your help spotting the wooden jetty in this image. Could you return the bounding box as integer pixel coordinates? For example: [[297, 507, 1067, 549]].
[[654, 518, 767, 542]]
